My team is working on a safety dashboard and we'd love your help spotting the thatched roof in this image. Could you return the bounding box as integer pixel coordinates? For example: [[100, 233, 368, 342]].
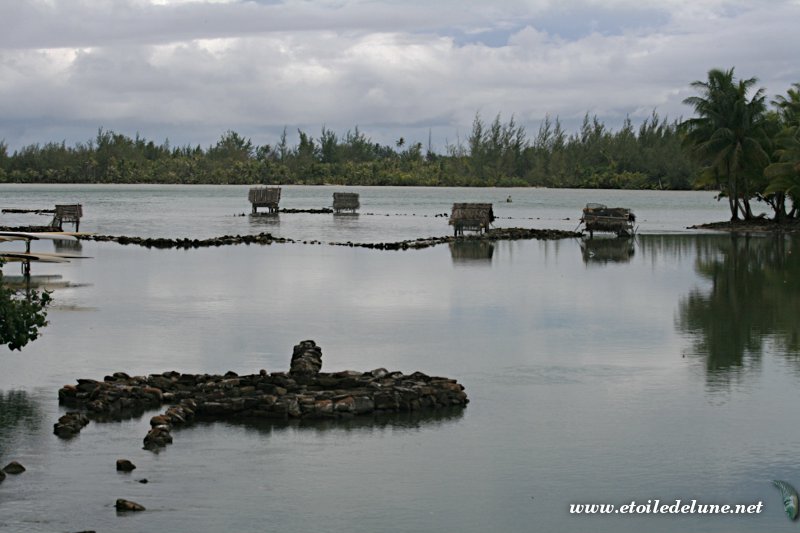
[[54, 204, 82, 220], [449, 203, 495, 226], [582, 204, 633, 220], [333, 192, 360, 210], [581, 203, 635, 234], [248, 187, 281, 205]]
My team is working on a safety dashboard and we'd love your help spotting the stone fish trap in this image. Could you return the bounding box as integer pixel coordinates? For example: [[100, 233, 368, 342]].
[[56, 340, 469, 451]]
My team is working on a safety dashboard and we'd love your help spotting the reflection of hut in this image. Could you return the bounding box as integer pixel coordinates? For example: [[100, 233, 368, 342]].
[[581, 203, 635, 238], [449, 203, 494, 237], [248, 187, 281, 214], [449, 241, 494, 264], [580, 237, 635, 265], [52, 204, 83, 231], [53, 238, 83, 252], [1, 274, 71, 290], [333, 192, 360, 214]]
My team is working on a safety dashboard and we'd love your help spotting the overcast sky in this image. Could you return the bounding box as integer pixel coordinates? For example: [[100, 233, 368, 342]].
[[1, 0, 798, 152]]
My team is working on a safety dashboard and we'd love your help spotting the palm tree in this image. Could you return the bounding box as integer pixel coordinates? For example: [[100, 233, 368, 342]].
[[762, 84, 800, 220], [773, 82, 800, 128], [765, 126, 800, 218], [682, 68, 770, 220]]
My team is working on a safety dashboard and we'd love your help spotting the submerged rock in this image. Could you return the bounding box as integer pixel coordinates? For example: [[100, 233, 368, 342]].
[[143, 426, 173, 450], [0, 469, 5, 483], [53, 411, 90, 438], [115, 499, 145, 512], [3, 461, 26, 475], [116, 459, 136, 472]]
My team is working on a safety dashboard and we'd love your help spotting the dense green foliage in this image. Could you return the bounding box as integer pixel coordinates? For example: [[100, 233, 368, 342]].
[[682, 69, 800, 221], [764, 82, 800, 219], [0, 114, 697, 189], [0, 269, 51, 351]]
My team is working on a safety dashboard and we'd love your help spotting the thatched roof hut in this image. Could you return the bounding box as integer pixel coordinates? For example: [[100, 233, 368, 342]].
[[52, 204, 83, 231], [333, 192, 360, 214], [581, 203, 635, 237], [449, 203, 495, 236], [248, 187, 281, 214]]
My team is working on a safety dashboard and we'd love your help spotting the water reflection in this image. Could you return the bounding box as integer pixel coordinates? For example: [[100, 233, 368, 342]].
[[0, 390, 42, 456], [53, 239, 83, 253], [676, 234, 800, 381], [1, 274, 91, 297], [211, 406, 466, 436], [449, 241, 494, 264], [2, 274, 65, 290], [636, 234, 699, 263], [332, 213, 361, 230], [248, 213, 280, 229], [580, 237, 634, 265]]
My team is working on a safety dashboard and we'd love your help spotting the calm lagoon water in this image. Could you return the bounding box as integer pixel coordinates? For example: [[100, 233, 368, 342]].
[[0, 185, 797, 533]]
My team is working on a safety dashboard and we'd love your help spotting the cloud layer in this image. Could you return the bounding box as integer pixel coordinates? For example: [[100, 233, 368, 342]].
[[1, 0, 798, 151]]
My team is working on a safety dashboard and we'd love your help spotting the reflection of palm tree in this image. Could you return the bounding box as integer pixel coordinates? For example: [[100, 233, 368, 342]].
[[677, 234, 800, 381]]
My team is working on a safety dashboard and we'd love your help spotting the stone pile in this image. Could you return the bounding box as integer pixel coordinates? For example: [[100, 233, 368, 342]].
[[290, 340, 323, 376], [57, 341, 468, 451]]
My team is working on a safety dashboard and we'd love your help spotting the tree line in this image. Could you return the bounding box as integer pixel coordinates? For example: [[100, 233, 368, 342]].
[[0, 112, 697, 190]]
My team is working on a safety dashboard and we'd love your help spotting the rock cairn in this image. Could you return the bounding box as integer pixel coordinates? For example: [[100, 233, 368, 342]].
[[290, 340, 323, 376], [57, 341, 468, 451]]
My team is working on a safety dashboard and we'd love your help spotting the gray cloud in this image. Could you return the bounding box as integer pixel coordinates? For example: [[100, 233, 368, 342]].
[[1, 0, 798, 151]]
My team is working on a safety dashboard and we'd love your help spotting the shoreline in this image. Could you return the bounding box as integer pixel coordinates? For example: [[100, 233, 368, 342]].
[[689, 219, 800, 233]]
